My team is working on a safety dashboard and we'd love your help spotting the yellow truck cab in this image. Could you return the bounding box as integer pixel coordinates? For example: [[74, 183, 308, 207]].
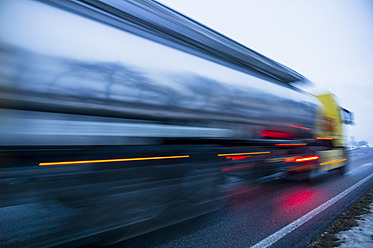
[[314, 93, 353, 173]]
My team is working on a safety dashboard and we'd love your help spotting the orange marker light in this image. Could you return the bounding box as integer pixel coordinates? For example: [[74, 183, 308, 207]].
[[320, 158, 346, 166], [39, 155, 190, 166], [316, 137, 333, 140], [291, 125, 311, 130], [218, 151, 270, 156], [275, 143, 306, 146]]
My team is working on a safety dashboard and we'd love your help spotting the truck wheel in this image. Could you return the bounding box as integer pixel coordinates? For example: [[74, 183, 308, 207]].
[[337, 149, 349, 175], [338, 165, 347, 175]]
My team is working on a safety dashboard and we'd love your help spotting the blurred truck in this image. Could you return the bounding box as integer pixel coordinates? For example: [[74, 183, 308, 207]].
[[0, 0, 353, 246]]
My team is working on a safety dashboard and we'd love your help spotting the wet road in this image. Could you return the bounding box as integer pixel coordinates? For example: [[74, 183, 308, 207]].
[[111, 148, 373, 248]]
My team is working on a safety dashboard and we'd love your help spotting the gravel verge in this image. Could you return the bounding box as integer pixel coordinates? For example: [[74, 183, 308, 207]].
[[307, 187, 373, 248]]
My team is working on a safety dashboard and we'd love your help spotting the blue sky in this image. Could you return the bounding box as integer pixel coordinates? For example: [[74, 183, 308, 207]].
[[158, 0, 373, 145]]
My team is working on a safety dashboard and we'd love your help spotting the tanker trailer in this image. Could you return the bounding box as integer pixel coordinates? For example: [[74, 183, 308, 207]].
[[0, 0, 352, 246]]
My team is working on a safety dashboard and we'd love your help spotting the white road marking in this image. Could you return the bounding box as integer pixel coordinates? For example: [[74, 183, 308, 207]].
[[347, 169, 361, 175], [348, 162, 373, 174], [362, 163, 373, 167], [250, 172, 373, 248]]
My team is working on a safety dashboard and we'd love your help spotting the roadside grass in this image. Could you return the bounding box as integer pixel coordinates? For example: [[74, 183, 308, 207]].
[[307, 187, 373, 248]]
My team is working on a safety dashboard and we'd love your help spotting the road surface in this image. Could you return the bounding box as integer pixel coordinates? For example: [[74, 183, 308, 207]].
[[110, 147, 373, 248]]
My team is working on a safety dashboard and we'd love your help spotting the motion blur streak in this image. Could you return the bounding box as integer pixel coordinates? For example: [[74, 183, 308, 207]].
[[320, 158, 347, 166], [316, 137, 334, 140], [284, 156, 319, 163], [291, 125, 311, 130], [39, 155, 190, 166], [221, 164, 257, 172], [261, 130, 293, 139], [226, 155, 252, 160], [0, 0, 353, 246], [295, 156, 319, 163], [275, 144, 306, 146], [218, 152, 270, 156]]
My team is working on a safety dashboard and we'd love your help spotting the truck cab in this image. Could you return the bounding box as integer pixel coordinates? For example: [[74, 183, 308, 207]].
[[313, 93, 354, 174]]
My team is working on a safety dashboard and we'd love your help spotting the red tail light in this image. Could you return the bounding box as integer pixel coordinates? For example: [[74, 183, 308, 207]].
[[285, 155, 319, 163], [295, 156, 319, 162], [261, 130, 293, 139], [226, 155, 251, 160]]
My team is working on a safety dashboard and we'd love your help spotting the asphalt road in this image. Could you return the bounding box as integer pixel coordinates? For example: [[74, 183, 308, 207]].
[[110, 147, 373, 248]]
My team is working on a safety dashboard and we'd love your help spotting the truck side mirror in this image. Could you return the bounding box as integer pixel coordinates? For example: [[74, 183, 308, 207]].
[[340, 108, 354, 125]]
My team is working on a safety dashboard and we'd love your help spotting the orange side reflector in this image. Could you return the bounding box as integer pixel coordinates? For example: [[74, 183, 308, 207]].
[[291, 125, 311, 130], [275, 143, 306, 146], [39, 155, 190, 166], [218, 151, 270, 156], [320, 158, 346, 166], [316, 137, 333, 140]]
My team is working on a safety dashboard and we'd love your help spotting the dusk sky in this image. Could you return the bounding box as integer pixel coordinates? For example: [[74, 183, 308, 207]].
[[158, 0, 373, 145]]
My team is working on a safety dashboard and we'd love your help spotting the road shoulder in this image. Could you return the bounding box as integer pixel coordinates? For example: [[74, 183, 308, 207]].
[[307, 187, 373, 248]]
